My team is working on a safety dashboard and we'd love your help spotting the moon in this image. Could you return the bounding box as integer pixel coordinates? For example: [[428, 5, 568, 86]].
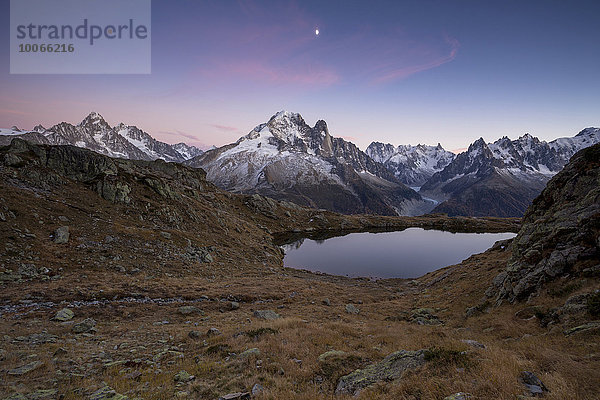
[[315, 28, 319, 36]]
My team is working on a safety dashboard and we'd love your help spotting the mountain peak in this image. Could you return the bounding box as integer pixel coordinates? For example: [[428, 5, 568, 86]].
[[270, 110, 301, 122], [576, 127, 600, 137], [469, 137, 487, 150], [80, 112, 108, 127]]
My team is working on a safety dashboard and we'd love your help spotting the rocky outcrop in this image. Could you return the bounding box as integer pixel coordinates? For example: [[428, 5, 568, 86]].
[[487, 143, 600, 303]]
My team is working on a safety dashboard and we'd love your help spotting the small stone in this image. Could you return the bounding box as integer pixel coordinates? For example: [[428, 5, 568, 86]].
[[54, 226, 70, 244], [8, 360, 43, 375], [251, 383, 264, 396], [159, 231, 171, 239], [345, 304, 360, 314], [58, 216, 69, 222], [206, 328, 221, 337], [520, 371, 548, 396], [253, 310, 280, 320], [174, 370, 195, 383], [444, 393, 471, 400], [322, 298, 331, 306], [72, 318, 96, 334], [53, 308, 74, 321], [188, 330, 201, 339], [461, 339, 486, 349], [230, 301, 240, 310]]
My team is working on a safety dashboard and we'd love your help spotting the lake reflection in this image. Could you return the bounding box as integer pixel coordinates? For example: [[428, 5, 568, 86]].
[[281, 228, 515, 279]]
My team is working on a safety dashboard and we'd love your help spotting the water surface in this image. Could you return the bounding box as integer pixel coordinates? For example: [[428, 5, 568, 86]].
[[282, 228, 515, 279]]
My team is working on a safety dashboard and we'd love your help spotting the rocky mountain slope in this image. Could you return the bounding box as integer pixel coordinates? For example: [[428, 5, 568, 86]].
[[185, 111, 430, 216], [0, 138, 597, 399], [366, 142, 455, 186], [0, 112, 203, 163], [420, 128, 600, 217], [487, 142, 600, 303]]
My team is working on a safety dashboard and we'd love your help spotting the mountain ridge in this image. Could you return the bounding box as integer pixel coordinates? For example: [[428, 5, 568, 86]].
[[419, 128, 600, 217], [0, 112, 203, 163]]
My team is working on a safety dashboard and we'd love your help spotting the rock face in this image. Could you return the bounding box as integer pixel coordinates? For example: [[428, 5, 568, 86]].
[[335, 350, 426, 395], [420, 129, 600, 217], [487, 143, 600, 302], [0, 112, 202, 163], [186, 111, 427, 216]]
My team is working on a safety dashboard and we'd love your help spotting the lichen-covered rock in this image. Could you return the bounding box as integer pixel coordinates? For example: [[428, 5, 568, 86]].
[[488, 143, 600, 303], [89, 386, 128, 400], [72, 318, 96, 334], [8, 361, 43, 376], [53, 308, 74, 321], [178, 306, 202, 315], [54, 226, 70, 244], [174, 370, 195, 383], [253, 310, 280, 320], [335, 350, 426, 395], [345, 304, 359, 314]]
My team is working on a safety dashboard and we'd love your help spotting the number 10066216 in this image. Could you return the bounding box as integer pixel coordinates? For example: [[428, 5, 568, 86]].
[[19, 43, 74, 53]]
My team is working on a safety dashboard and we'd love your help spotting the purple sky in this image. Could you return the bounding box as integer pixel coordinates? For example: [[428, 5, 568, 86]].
[[1, 0, 600, 151]]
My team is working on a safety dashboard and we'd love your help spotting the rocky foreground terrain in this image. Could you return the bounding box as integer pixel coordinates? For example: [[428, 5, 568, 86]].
[[0, 138, 598, 400]]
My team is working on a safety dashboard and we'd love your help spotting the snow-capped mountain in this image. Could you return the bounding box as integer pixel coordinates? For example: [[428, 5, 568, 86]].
[[420, 128, 600, 217], [185, 111, 430, 216], [366, 142, 456, 186], [0, 112, 203, 162]]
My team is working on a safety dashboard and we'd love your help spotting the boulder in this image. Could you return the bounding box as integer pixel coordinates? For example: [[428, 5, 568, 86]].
[[89, 386, 128, 400], [335, 350, 426, 395], [53, 308, 74, 321], [72, 318, 96, 334], [178, 306, 202, 315], [253, 310, 280, 320]]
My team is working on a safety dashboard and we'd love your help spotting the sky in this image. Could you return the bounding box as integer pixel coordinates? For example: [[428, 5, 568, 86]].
[[1, 0, 600, 152]]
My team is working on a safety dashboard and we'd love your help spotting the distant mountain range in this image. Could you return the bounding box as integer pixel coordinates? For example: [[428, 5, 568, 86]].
[[420, 129, 600, 217], [184, 111, 429, 216], [2, 111, 598, 217], [366, 142, 456, 186], [0, 112, 203, 163]]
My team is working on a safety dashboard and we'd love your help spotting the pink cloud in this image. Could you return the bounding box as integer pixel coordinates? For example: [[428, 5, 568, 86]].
[[220, 61, 340, 86], [210, 124, 239, 132], [371, 35, 460, 84], [0, 108, 27, 116]]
